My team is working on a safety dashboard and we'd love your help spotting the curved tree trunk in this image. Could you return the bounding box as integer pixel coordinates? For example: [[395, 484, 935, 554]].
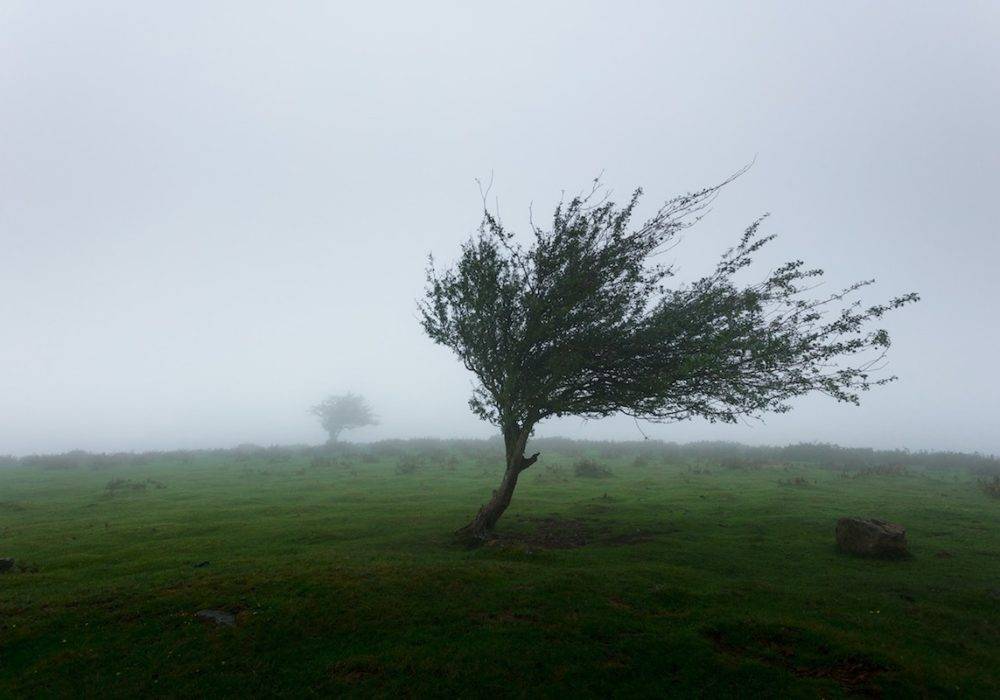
[[456, 426, 538, 543]]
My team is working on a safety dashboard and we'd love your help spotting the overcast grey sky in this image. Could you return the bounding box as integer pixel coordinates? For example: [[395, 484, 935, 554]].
[[1, 2, 997, 456]]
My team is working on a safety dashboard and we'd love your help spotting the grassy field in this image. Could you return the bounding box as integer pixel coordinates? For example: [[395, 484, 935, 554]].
[[1, 442, 998, 697]]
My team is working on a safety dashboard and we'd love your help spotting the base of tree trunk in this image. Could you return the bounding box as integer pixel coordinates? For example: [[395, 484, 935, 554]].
[[453, 521, 494, 547], [454, 451, 540, 546], [454, 498, 505, 545]]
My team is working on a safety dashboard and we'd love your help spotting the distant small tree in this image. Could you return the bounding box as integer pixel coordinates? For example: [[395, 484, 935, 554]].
[[420, 174, 918, 540], [310, 393, 378, 443]]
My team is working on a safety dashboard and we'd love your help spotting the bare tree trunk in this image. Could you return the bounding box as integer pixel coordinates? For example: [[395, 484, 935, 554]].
[[456, 426, 538, 543]]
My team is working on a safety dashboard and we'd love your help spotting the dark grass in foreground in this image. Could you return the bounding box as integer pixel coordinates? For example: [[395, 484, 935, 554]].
[[1, 442, 998, 697]]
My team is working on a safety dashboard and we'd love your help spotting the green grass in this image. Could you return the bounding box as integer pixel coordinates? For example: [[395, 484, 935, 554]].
[[1, 449, 998, 697]]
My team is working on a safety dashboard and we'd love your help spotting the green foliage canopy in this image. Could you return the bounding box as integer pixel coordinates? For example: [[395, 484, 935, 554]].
[[420, 177, 918, 439]]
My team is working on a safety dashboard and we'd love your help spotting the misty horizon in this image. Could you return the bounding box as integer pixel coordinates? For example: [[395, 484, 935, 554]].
[[2, 3, 998, 457]]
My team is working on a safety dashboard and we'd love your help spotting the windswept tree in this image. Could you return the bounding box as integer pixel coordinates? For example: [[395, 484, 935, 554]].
[[310, 393, 378, 443], [420, 175, 918, 541]]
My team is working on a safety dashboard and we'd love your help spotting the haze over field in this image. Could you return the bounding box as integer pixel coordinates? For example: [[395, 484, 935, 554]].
[[1, 2, 998, 455]]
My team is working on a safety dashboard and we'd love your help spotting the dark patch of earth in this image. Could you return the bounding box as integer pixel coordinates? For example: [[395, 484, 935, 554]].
[[489, 517, 676, 549], [502, 516, 592, 548], [473, 609, 540, 625], [605, 529, 666, 545], [704, 622, 889, 696], [329, 656, 383, 685]]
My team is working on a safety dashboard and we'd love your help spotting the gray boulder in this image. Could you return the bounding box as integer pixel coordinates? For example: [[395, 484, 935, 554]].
[[836, 517, 908, 557], [195, 609, 236, 627]]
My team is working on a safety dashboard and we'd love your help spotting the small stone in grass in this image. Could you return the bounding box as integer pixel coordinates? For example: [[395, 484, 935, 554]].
[[196, 609, 235, 627]]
